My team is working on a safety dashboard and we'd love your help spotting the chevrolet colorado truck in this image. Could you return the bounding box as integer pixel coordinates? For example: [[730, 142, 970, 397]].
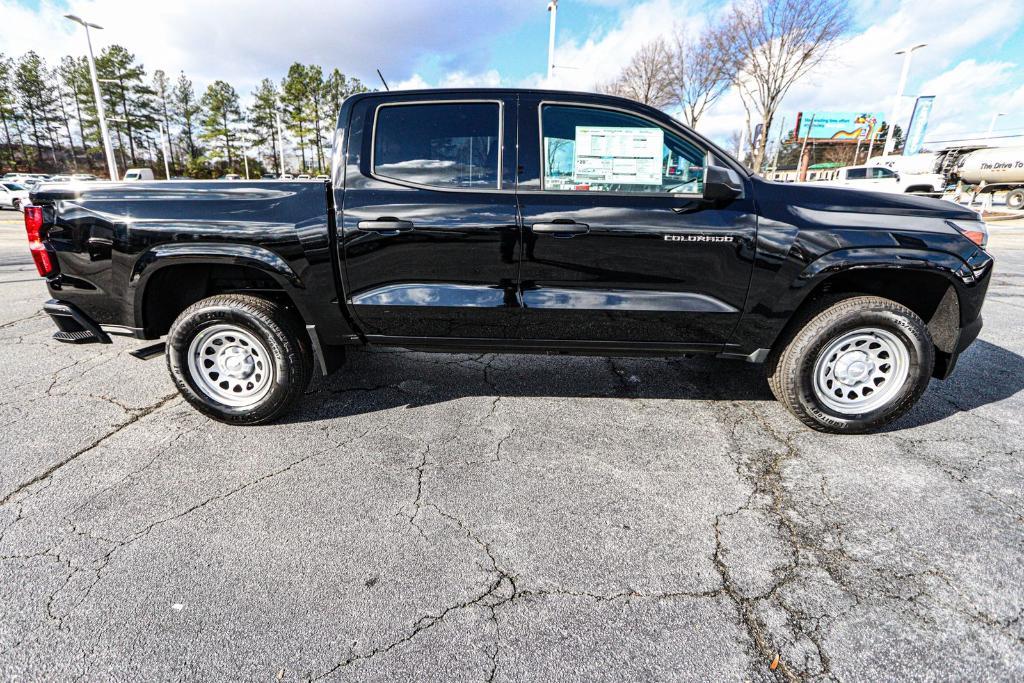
[[25, 89, 992, 433]]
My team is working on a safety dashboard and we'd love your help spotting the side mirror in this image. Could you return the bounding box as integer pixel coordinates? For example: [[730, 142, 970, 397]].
[[702, 163, 744, 202], [894, 172, 901, 181]]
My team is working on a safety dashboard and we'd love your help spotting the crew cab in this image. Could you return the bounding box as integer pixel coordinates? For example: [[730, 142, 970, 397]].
[[808, 164, 946, 195], [25, 89, 992, 433]]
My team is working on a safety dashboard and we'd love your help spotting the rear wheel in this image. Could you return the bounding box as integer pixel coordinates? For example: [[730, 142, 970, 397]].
[[166, 294, 312, 424], [1007, 189, 1024, 210], [12, 198, 21, 211], [767, 296, 934, 433]]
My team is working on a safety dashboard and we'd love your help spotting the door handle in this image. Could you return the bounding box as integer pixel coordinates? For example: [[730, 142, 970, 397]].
[[531, 221, 590, 236], [357, 219, 414, 233]]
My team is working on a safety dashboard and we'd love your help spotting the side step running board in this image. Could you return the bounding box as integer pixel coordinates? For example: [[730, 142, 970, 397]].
[[129, 342, 166, 360]]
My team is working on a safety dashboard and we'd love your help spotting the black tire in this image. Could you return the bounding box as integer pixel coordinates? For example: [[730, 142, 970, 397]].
[[766, 296, 934, 434], [12, 198, 21, 211], [1007, 189, 1024, 210], [166, 294, 312, 425]]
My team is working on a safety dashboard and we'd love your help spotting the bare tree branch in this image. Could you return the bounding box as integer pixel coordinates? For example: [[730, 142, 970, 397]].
[[598, 38, 674, 109], [729, 0, 850, 170], [669, 21, 743, 129]]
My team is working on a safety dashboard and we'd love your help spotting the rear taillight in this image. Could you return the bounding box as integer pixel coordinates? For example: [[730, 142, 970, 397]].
[[23, 205, 54, 277]]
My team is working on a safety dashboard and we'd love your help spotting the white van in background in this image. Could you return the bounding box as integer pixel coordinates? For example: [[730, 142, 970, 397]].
[[123, 168, 155, 181]]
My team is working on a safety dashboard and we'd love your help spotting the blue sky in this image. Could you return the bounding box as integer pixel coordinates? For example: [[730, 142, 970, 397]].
[[4, 0, 1024, 149]]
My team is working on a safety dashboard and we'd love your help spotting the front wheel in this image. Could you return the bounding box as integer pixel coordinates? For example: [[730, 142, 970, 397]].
[[767, 296, 934, 433], [166, 294, 312, 424], [12, 198, 21, 211]]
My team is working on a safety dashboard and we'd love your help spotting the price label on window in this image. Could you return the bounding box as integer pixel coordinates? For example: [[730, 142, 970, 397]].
[[573, 126, 663, 186]]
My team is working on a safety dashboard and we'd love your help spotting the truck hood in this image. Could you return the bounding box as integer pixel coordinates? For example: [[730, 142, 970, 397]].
[[755, 178, 979, 221]]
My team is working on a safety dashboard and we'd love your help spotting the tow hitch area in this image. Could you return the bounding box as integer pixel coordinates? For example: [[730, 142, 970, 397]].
[[43, 300, 112, 345]]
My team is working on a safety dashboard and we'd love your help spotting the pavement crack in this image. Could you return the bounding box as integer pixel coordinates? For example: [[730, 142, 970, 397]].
[[0, 392, 180, 507]]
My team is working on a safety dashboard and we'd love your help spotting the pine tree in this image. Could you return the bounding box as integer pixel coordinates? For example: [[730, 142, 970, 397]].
[[59, 56, 94, 160], [321, 70, 369, 165], [248, 78, 281, 173], [95, 45, 157, 168], [200, 80, 242, 169], [0, 54, 18, 167], [172, 72, 201, 161], [153, 69, 175, 174], [281, 63, 313, 172], [13, 51, 55, 167]]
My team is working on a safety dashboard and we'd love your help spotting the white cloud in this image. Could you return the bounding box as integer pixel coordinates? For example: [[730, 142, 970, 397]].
[[0, 0, 532, 98], [4, 0, 1021, 150], [698, 0, 1024, 145]]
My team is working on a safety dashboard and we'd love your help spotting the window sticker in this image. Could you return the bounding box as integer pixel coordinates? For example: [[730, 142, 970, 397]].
[[573, 126, 664, 186]]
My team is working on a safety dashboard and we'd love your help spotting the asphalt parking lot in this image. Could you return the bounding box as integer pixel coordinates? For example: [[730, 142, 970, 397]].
[[0, 210, 1022, 681]]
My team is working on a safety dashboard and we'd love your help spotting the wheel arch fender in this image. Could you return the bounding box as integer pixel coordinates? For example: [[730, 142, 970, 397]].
[[772, 247, 969, 361], [129, 242, 309, 334]]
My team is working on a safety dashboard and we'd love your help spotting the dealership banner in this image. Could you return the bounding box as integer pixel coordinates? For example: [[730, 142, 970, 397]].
[[903, 96, 935, 156], [795, 112, 884, 140]]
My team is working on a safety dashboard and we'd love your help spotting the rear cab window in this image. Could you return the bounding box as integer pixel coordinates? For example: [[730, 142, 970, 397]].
[[539, 104, 706, 195], [372, 101, 502, 190]]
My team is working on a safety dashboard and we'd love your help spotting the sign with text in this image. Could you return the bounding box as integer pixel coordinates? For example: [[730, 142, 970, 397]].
[[573, 126, 663, 185], [795, 112, 884, 140]]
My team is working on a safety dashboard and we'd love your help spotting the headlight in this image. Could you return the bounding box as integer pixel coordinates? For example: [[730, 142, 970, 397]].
[[947, 220, 989, 249]]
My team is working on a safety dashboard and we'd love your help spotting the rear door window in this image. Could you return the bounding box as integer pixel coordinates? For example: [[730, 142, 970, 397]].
[[373, 102, 501, 190], [845, 168, 867, 180]]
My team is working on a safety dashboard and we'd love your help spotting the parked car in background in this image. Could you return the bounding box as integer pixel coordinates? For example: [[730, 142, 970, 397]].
[[0, 182, 30, 211], [123, 168, 155, 181], [71, 173, 98, 181], [297, 174, 311, 179], [220, 173, 242, 180], [315, 174, 330, 181], [260, 173, 279, 180], [26, 88, 992, 434], [807, 165, 945, 195]]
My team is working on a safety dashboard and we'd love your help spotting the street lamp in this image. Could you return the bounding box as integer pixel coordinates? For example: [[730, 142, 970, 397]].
[[64, 14, 119, 181], [275, 110, 286, 174], [987, 112, 1007, 143], [157, 122, 172, 179], [547, 0, 558, 83], [882, 43, 927, 157]]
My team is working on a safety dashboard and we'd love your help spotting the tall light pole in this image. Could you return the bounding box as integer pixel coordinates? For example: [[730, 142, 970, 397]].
[[547, 0, 558, 83], [64, 14, 119, 181], [882, 43, 927, 157], [987, 112, 1007, 143], [275, 110, 286, 174], [157, 122, 172, 179]]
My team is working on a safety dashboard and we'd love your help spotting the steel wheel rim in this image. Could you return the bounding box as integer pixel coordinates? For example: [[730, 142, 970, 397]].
[[187, 323, 274, 408], [812, 327, 910, 415]]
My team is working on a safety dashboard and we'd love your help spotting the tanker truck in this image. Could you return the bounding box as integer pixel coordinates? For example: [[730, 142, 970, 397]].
[[950, 146, 1024, 209], [868, 147, 1024, 209]]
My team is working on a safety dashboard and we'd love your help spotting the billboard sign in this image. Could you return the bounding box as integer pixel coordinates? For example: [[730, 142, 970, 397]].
[[903, 96, 935, 156], [795, 112, 884, 140]]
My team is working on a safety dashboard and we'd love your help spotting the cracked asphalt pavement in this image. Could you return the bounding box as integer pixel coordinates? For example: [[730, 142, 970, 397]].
[[1, 213, 1022, 681]]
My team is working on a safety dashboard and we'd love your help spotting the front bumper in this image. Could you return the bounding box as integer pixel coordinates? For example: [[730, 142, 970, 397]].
[[43, 300, 112, 344]]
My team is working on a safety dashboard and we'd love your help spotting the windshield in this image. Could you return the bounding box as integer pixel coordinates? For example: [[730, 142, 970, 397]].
[[3, 183, 26, 191]]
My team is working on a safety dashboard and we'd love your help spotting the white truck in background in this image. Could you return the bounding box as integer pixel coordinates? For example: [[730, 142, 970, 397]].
[[807, 164, 945, 194]]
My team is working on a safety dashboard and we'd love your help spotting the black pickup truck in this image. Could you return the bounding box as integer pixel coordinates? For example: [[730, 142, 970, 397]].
[[25, 88, 992, 433]]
